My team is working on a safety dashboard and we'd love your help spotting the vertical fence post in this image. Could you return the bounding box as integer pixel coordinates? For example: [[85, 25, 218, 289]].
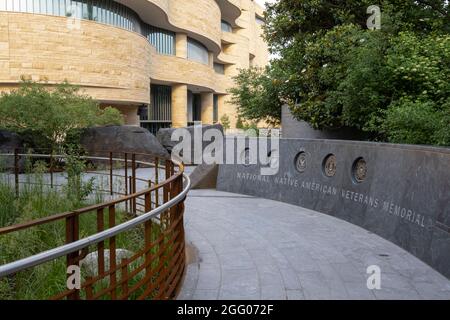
[[165, 160, 171, 180], [144, 191, 153, 278], [129, 176, 133, 215], [85, 277, 94, 300], [155, 157, 159, 185], [109, 152, 113, 196], [49, 152, 54, 189], [108, 204, 117, 300], [132, 153, 136, 214], [121, 258, 129, 300], [169, 180, 176, 224], [177, 173, 186, 295], [124, 153, 128, 213], [155, 158, 159, 208], [164, 160, 170, 204], [177, 174, 185, 242], [14, 148, 19, 198], [97, 208, 105, 276], [161, 161, 171, 228], [145, 190, 152, 213], [65, 214, 80, 300]]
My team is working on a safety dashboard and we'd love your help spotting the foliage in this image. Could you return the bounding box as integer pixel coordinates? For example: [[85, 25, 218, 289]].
[[0, 157, 149, 299], [0, 80, 123, 149], [231, 0, 450, 145], [229, 67, 283, 126], [381, 99, 438, 145], [220, 114, 231, 130], [0, 179, 17, 228], [235, 116, 244, 129], [263, 0, 449, 54], [242, 122, 259, 136], [64, 151, 95, 202]]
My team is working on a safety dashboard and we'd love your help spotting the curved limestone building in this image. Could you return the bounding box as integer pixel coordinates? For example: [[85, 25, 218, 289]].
[[0, 0, 268, 131]]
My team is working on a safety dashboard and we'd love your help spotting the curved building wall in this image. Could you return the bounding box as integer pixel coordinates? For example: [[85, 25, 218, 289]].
[[168, 0, 222, 53], [0, 12, 152, 102], [0, 0, 269, 128], [0, 0, 141, 31]]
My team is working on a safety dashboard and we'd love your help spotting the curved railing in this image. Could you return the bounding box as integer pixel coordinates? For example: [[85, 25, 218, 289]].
[[0, 149, 190, 300]]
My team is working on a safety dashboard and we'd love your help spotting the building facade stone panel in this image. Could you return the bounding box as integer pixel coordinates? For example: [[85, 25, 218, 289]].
[[0, 0, 268, 129]]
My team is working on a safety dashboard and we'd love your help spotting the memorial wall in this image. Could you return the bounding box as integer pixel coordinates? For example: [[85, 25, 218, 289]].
[[217, 138, 450, 278]]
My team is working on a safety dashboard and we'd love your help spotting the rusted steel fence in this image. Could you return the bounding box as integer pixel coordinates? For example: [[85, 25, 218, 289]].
[[0, 149, 190, 300]]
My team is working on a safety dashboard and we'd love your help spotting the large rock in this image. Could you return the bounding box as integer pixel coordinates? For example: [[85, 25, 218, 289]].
[[80, 249, 134, 277], [0, 130, 25, 172], [157, 124, 224, 152], [80, 126, 170, 163], [157, 124, 224, 164]]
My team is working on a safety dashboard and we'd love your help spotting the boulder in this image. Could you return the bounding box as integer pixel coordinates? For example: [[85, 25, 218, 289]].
[[156, 124, 224, 164], [0, 130, 25, 172], [80, 126, 170, 165], [80, 249, 134, 277], [156, 124, 224, 153]]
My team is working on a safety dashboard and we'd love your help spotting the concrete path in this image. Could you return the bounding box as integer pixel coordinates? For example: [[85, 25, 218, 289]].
[[178, 189, 450, 300]]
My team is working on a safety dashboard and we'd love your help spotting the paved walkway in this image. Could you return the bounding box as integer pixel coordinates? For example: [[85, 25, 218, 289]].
[[178, 189, 450, 300]]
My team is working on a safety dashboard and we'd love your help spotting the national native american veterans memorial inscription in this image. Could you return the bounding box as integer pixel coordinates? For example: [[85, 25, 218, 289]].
[[217, 139, 450, 278]]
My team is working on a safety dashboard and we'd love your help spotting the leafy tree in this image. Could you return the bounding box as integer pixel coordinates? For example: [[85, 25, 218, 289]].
[[231, 0, 450, 145], [220, 114, 231, 130], [264, 0, 449, 55], [229, 67, 283, 126], [0, 80, 123, 149]]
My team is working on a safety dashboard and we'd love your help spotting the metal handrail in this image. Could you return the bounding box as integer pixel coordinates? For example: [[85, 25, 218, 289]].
[[0, 152, 176, 236], [0, 153, 163, 168], [0, 172, 191, 278]]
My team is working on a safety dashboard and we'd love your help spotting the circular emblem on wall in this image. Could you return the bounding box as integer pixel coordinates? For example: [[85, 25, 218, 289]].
[[323, 154, 337, 177], [295, 152, 307, 173], [352, 157, 367, 183]]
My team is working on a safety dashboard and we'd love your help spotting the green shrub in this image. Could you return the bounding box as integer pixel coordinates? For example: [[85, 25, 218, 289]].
[[383, 99, 441, 145], [0, 80, 123, 150]]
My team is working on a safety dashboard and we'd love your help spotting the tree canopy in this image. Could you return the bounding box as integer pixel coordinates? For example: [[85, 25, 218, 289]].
[[230, 0, 450, 145]]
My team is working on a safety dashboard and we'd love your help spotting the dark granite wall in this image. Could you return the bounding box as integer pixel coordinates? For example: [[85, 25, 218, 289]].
[[281, 105, 366, 140], [217, 138, 450, 278]]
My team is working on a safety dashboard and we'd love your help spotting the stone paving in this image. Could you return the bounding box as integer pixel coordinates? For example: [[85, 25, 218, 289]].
[[178, 189, 450, 300]]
